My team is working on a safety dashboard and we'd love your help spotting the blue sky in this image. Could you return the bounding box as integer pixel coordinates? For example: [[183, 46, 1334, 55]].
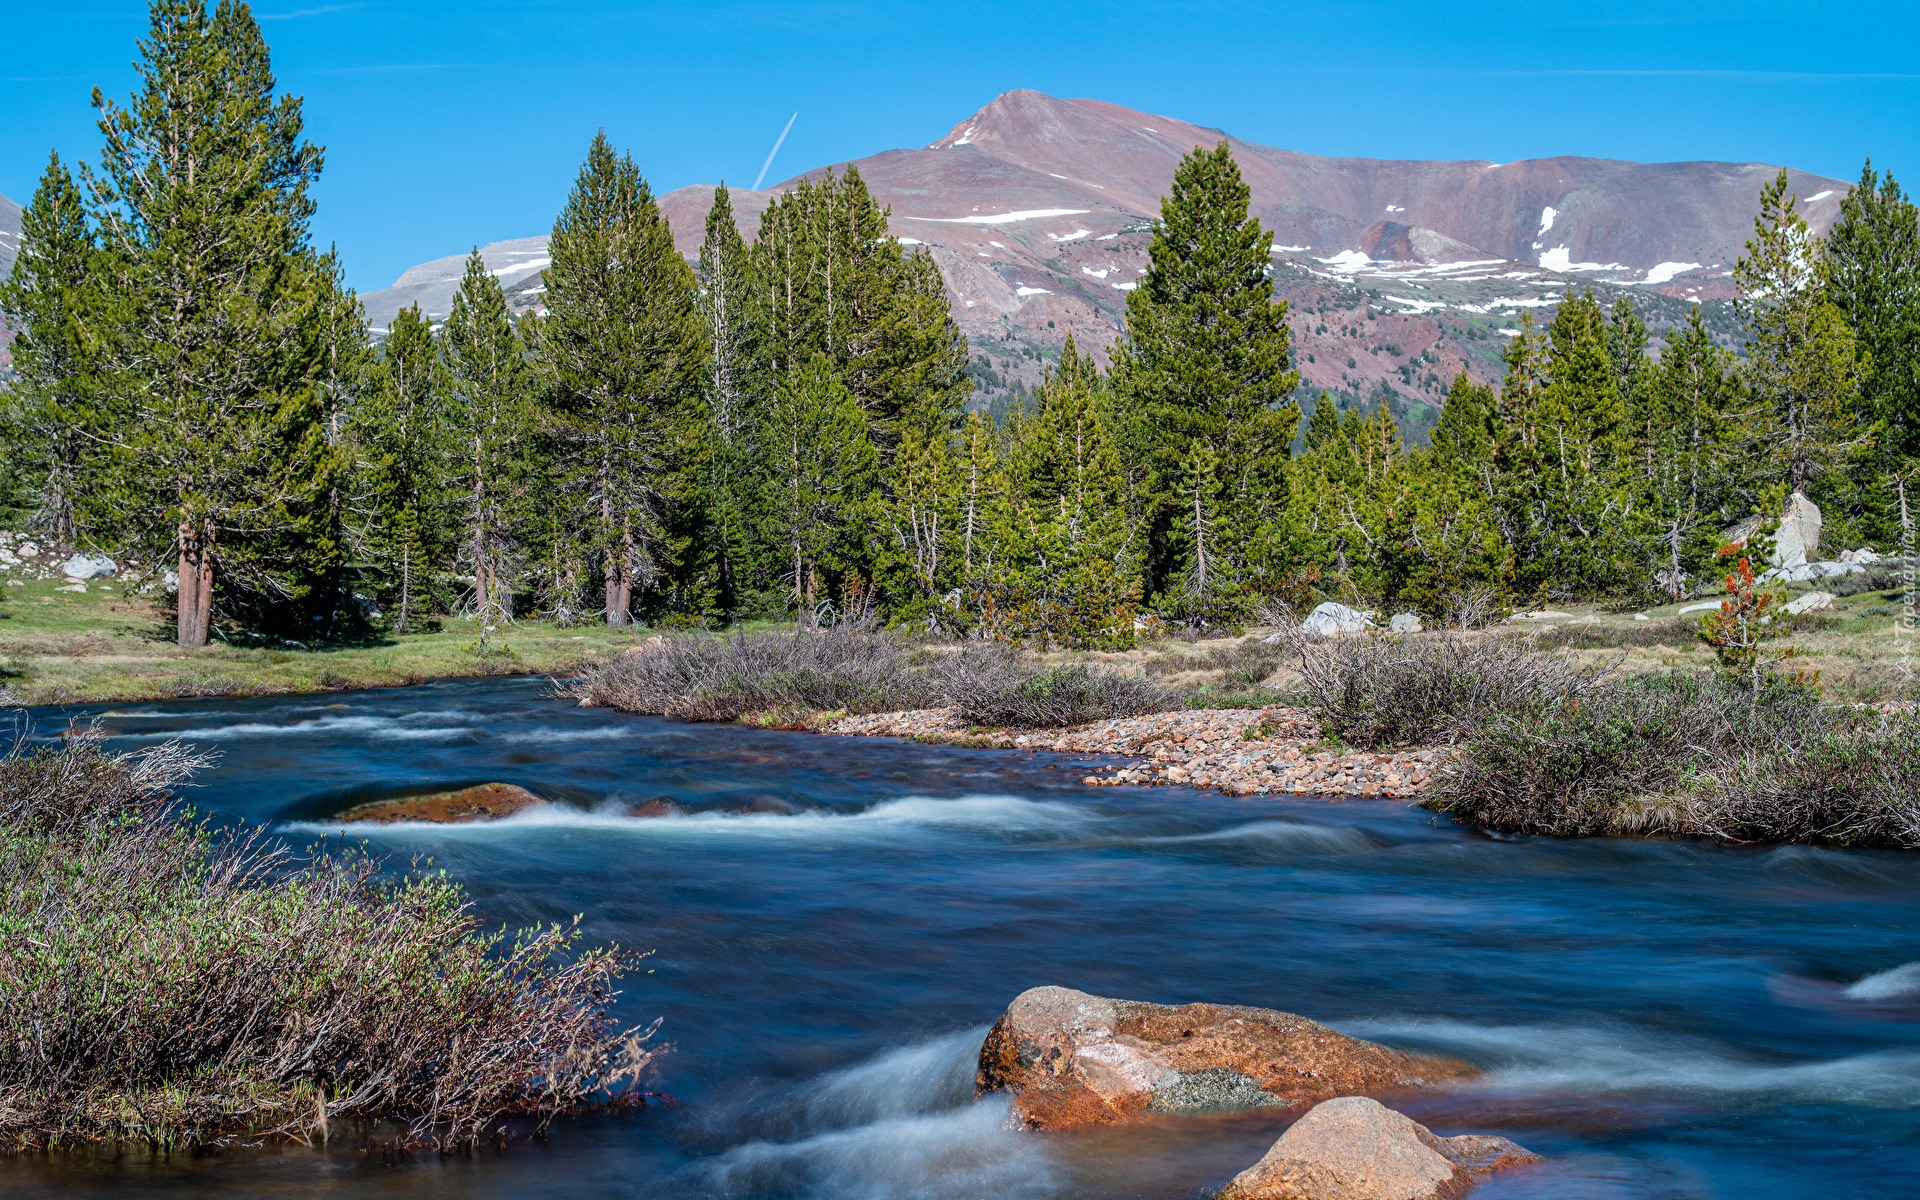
[[6, 1, 1916, 294]]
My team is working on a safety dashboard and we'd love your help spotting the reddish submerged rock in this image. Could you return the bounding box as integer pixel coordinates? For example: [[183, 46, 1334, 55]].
[[975, 986, 1477, 1130], [333, 782, 547, 824], [1218, 1096, 1541, 1200]]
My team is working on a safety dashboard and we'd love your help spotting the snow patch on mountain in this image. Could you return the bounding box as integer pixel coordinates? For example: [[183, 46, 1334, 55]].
[[905, 208, 1090, 224], [1639, 261, 1702, 285], [1540, 246, 1626, 273]]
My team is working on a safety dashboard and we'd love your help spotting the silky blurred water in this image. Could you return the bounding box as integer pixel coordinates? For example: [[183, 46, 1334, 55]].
[[5, 675, 1918, 1199]]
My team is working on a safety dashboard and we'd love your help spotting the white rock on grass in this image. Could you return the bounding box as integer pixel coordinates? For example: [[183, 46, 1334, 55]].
[[1301, 602, 1376, 636], [60, 553, 116, 580], [1388, 612, 1423, 633], [1759, 560, 1865, 584], [1785, 591, 1835, 615], [1677, 601, 1722, 616]]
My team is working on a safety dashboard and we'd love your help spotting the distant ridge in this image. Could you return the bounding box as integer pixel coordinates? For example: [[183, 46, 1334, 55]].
[[358, 89, 1846, 421]]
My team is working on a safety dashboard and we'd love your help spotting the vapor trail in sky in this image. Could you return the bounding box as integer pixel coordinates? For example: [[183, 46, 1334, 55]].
[[752, 112, 798, 191]]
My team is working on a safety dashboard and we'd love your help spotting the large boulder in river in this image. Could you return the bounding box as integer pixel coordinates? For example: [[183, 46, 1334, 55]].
[[974, 987, 1476, 1130], [334, 782, 546, 824], [1218, 1096, 1541, 1200]]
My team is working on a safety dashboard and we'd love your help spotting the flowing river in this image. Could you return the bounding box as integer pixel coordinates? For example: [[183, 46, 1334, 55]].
[[6, 675, 1919, 1198]]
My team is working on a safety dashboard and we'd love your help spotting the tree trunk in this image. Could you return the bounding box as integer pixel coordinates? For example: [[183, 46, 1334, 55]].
[[397, 540, 411, 635], [604, 553, 631, 626], [177, 520, 214, 647]]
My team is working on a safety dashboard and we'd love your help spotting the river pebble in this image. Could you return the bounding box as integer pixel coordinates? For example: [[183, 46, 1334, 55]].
[[823, 706, 1450, 800]]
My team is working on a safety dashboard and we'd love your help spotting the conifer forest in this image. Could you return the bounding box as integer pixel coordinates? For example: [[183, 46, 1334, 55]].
[[2, 1, 1916, 651]]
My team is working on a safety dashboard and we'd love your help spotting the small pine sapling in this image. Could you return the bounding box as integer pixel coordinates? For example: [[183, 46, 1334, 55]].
[[1697, 551, 1814, 693]]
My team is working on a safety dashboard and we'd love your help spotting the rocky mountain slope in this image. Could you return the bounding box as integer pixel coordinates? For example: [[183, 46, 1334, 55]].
[[360, 90, 1848, 439]]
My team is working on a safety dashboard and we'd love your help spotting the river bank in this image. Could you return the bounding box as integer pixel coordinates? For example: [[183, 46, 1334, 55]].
[[0, 572, 647, 705], [822, 705, 1450, 801]]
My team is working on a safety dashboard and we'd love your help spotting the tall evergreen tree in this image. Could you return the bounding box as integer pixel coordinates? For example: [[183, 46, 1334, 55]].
[[82, 0, 343, 645], [0, 151, 98, 546], [1427, 374, 1497, 467], [1734, 170, 1870, 496], [983, 338, 1139, 646], [753, 168, 968, 455], [761, 355, 877, 618], [1115, 140, 1300, 607], [1824, 161, 1920, 546], [442, 251, 533, 620], [697, 184, 765, 616], [1644, 306, 1744, 597], [349, 304, 453, 631], [535, 133, 705, 625]]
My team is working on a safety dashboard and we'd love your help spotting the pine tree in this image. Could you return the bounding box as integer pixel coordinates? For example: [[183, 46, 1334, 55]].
[[349, 304, 453, 631], [754, 168, 968, 454], [761, 355, 877, 619], [697, 184, 767, 617], [0, 151, 98, 547], [751, 167, 968, 613], [82, 0, 345, 645], [1303, 393, 1342, 452], [1116, 141, 1300, 607], [985, 338, 1139, 646], [1644, 306, 1744, 597], [308, 247, 368, 635], [1735, 170, 1870, 496], [1824, 161, 1920, 548], [1428, 373, 1497, 466], [442, 250, 534, 622], [535, 133, 705, 625]]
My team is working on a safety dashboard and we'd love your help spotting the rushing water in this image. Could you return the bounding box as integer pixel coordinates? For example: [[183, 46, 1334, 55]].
[[6, 675, 1920, 1199]]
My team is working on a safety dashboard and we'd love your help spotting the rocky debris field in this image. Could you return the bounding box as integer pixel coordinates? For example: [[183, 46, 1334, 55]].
[[824, 706, 1449, 800]]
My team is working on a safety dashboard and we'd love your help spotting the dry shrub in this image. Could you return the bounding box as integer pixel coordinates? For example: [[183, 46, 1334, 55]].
[[1438, 584, 1506, 630], [1273, 628, 1616, 749], [926, 646, 1176, 728], [564, 624, 932, 721], [0, 730, 664, 1150], [566, 627, 1172, 729]]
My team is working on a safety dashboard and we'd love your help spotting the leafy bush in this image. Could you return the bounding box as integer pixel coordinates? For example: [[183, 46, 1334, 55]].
[[1423, 671, 1825, 837], [1701, 715, 1920, 846], [1273, 629, 1616, 749], [0, 731, 663, 1149]]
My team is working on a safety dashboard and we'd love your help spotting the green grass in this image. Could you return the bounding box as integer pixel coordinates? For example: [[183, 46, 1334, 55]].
[[0, 574, 666, 705]]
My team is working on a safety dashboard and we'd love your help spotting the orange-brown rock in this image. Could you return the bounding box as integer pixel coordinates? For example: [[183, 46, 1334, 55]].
[[974, 987, 1477, 1130], [334, 782, 546, 824], [1217, 1096, 1540, 1200]]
